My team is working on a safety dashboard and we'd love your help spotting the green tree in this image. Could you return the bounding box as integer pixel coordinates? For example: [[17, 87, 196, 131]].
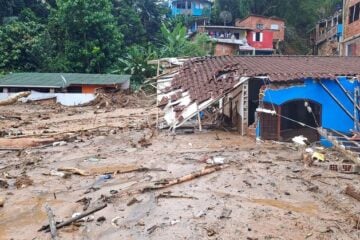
[[160, 23, 213, 57], [0, 19, 44, 71], [44, 0, 123, 73], [118, 45, 158, 86], [112, 0, 146, 45]]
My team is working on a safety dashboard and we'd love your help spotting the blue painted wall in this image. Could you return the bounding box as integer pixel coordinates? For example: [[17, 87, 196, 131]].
[[170, 1, 211, 17], [259, 77, 359, 137], [337, 23, 343, 36]]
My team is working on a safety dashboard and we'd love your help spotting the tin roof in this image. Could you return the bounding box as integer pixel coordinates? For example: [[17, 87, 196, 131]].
[[0, 73, 131, 88]]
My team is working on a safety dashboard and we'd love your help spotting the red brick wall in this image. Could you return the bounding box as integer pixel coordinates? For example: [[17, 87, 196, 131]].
[[235, 16, 285, 41], [344, 0, 360, 40], [214, 43, 237, 56], [246, 30, 274, 49]]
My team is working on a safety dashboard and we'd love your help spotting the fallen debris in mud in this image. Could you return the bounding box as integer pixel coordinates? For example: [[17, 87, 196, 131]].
[[57, 167, 90, 176], [0, 137, 57, 148], [40, 204, 107, 233], [344, 185, 360, 202], [0, 197, 5, 207], [219, 208, 232, 219], [45, 204, 58, 240], [89, 165, 165, 175], [76, 197, 92, 211], [0, 178, 9, 188], [0, 91, 31, 106], [156, 191, 198, 201], [1, 98, 360, 239], [127, 197, 142, 206], [15, 175, 33, 189], [142, 165, 228, 193], [43, 170, 71, 179]]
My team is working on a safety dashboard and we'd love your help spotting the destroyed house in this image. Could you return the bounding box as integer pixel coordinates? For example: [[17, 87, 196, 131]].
[[156, 56, 360, 146], [312, 10, 343, 56], [0, 73, 130, 94]]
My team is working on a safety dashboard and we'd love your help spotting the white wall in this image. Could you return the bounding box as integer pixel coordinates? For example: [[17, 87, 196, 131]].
[[0, 91, 96, 106]]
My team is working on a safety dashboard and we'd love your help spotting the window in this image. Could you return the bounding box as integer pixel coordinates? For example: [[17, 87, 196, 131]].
[[253, 32, 263, 42], [349, 3, 360, 24], [176, 2, 190, 9], [347, 43, 357, 56], [256, 24, 264, 30], [270, 24, 279, 30]]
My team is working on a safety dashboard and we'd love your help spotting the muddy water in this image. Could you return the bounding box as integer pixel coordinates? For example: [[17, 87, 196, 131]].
[[251, 199, 318, 215], [0, 195, 63, 240]]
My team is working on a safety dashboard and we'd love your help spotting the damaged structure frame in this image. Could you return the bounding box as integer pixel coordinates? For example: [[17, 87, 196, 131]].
[[156, 56, 360, 151]]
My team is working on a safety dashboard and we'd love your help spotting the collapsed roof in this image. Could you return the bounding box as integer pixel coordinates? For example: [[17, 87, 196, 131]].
[[157, 55, 360, 129]]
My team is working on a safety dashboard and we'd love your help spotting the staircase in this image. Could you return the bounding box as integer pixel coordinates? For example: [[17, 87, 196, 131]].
[[318, 128, 360, 173]]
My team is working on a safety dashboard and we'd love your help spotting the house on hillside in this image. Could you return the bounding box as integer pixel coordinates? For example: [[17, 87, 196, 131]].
[[197, 25, 253, 55], [342, 0, 360, 56], [235, 15, 285, 55], [311, 10, 343, 56], [199, 15, 286, 56], [156, 56, 360, 147], [169, 0, 212, 32]]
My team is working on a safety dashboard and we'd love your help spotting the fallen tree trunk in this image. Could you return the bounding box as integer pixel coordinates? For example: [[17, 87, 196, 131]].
[[0, 92, 31, 106], [141, 165, 227, 192], [0, 137, 56, 148]]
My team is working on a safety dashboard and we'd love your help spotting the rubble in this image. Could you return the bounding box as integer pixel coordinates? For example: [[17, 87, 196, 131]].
[[0, 92, 359, 239]]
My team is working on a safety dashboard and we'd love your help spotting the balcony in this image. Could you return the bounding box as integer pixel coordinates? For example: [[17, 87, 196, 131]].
[[211, 37, 247, 45], [316, 26, 337, 44], [171, 8, 209, 17]]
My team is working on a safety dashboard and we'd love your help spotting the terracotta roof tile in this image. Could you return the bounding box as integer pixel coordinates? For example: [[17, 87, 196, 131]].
[[169, 56, 360, 105]]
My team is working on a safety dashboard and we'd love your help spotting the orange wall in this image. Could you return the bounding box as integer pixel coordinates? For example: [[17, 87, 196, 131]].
[[82, 85, 102, 93]]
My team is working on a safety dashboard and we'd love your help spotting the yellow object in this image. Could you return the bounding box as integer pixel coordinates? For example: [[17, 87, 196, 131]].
[[312, 152, 325, 161]]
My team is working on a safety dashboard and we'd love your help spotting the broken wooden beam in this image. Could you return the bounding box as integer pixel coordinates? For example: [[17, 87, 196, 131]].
[[141, 165, 227, 192], [344, 185, 360, 202], [45, 204, 58, 240], [40, 204, 107, 232]]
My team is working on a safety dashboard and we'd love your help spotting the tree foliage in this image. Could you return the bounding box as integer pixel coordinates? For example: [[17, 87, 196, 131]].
[[0, 0, 345, 82], [0, 17, 43, 71], [212, 0, 342, 53], [44, 0, 124, 73]]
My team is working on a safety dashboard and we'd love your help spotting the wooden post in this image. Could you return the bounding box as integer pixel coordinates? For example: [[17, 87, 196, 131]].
[[197, 105, 203, 132], [156, 59, 160, 129], [45, 204, 58, 240]]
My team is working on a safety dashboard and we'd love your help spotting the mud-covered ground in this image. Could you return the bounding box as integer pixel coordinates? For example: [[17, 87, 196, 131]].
[[0, 101, 359, 240]]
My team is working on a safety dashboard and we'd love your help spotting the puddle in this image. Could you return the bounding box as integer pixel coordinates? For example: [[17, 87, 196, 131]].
[[251, 199, 318, 215], [0, 195, 63, 240]]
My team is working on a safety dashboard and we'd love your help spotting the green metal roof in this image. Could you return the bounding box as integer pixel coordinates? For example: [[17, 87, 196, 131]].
[[0, 73, 131, 88]]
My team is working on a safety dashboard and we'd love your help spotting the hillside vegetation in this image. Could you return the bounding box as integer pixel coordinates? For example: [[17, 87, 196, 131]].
[[0, 0, 342, 82]]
